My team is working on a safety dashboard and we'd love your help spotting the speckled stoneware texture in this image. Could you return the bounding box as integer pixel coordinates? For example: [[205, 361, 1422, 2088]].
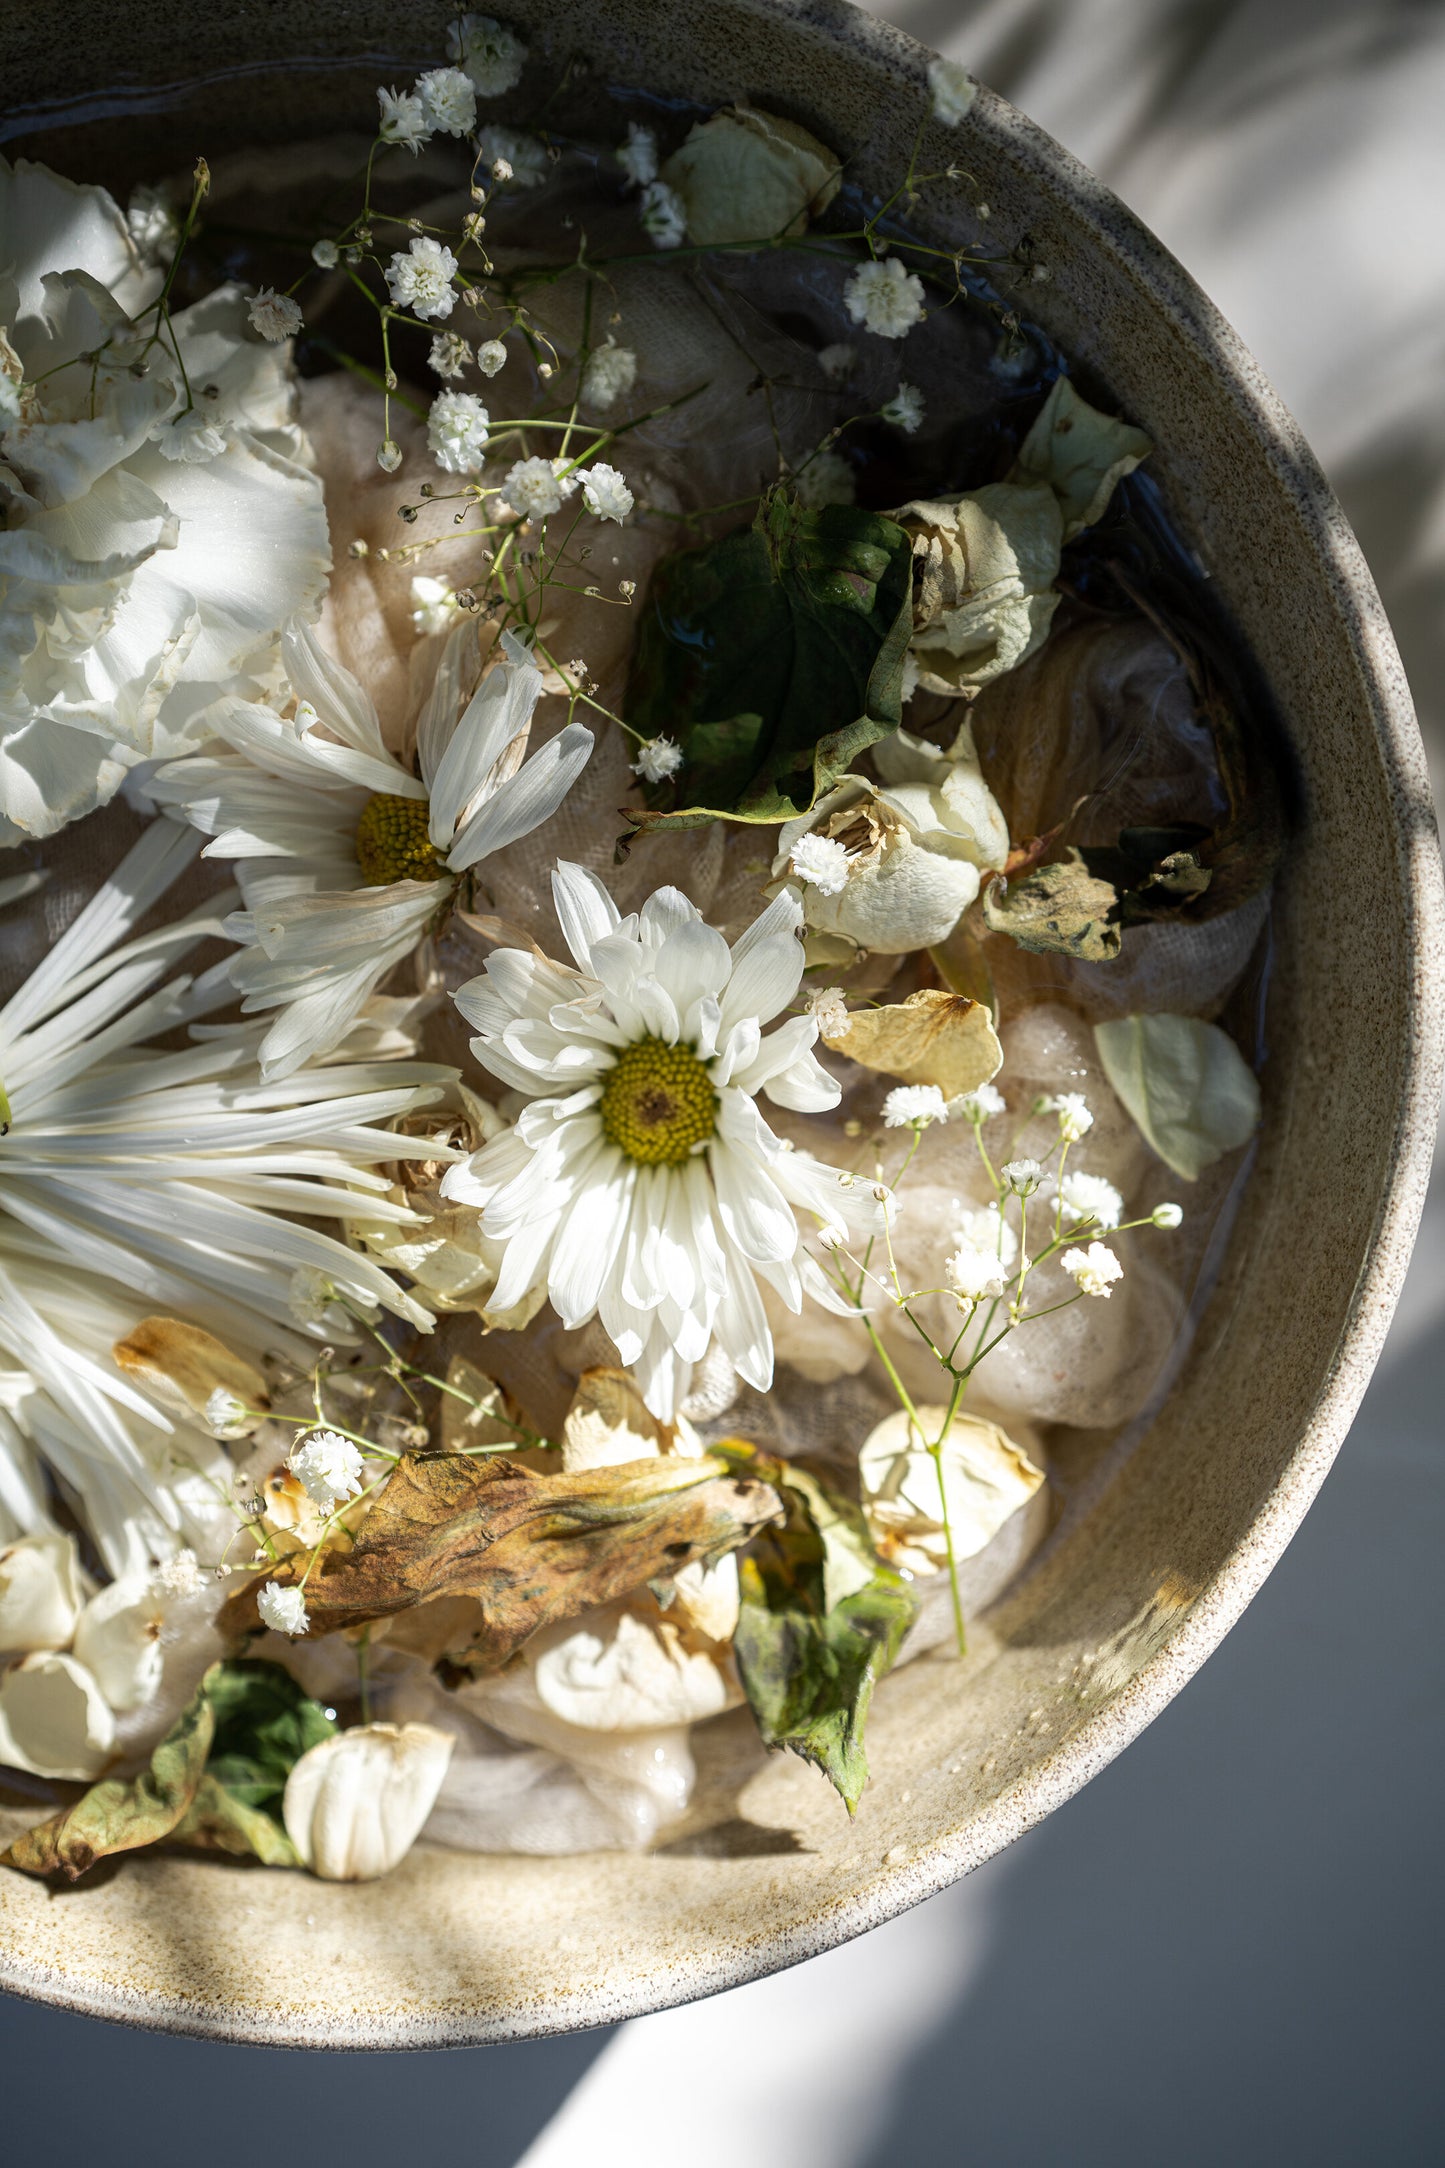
[[1, 0, 1440, 2049]]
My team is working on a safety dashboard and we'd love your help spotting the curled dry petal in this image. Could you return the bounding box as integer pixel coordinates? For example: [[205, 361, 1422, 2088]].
[[527, 1601, 736, 1731], [282, 1721, 456, 1879], [0, 1650, 115, 1780], [660, 105, 841, 247], [819, 987, 1003, 1099], [111, 1316, 268, 1433], [858, 1405, 1044, 1577], [560, 1366, 705, 1473]]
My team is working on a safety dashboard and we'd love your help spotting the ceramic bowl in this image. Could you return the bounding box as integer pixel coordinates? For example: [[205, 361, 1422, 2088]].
[[0, 0, 1439, 2046]]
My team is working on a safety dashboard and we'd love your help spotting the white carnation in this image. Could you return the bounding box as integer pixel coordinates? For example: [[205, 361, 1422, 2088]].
[[883, 1084, 949, 1129], [946, 1241, 1008, 1303], [1059, 1171, 1122, 1229], [429, 331, 473, 379], [632, 736, 684, 784], [503, 455, 579, 520], [882, 382, 925, 434]]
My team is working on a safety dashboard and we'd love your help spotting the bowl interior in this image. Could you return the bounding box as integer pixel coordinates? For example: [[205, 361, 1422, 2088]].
[[0, 0, 1438, 2046]]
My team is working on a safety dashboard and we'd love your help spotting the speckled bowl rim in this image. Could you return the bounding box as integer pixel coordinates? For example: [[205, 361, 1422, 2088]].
[[1, 0, 1441, 2048]]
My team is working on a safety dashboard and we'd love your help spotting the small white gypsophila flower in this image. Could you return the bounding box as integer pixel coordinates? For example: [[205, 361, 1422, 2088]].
[[1062, 1241, 1123, 1299], [385, 236, 459, 322], [881, 382, 925, 434], [258, 1581, 310, 1636], [807, 985, 851, 1039], [1002, 1156, 1045, 1197], [411, 574, 461, 636], [204, 1387, 252, 1440], [582, 461, 634, 524], [631, 736, 684, 785], [427, 389, 491, 474], [928, 57, 979, 127], [953, 1081, 1005, 1123], [491, 156, 513, 180], [581, 337, 638, 410], [476, 337, 507, 376], [248, 287, 303, 341], [618, 120, 659, 188], [844, 255, 927, 340], [1048, 1091, 1094, 1143], [883, 1083, 949, 1129], [448, 12, 527, 97], [475, 124, 548, 188], [312, 238, 340, 269], [946, 1240, 1008, 1303], [126, 182, 180, 265], [639, 178, 688, 248], [794, 446, 855, 510], [288, 1267, 349, 1331], [377, 84, 431, 154], [429, 330, 473, 379], [503, 454, 579, 520], [0, 375, 24, 429], [954, 1199, 1018, 1268], [377, 438, 403, 473], [1152, 1201, 1184, 1229], [789, 831, 851, 896], [151, 406, 227, 464], [1059, 1170, 1123, 1230], [153, 1549, 203, 1599], [817, 341, 856, 381], [288, 1428, 366, 1514], [900, 650, 921, 702], [417, 65, 478, 137]]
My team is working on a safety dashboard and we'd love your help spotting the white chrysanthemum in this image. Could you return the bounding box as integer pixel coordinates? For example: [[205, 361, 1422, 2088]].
[[429, 331, 473, 379], [582, 462, 634, 524], [883, 1084, 948, 1129], [1061, 1241, 1123, 1298], [1048, 1090, 1093, 1142], [789, 832, 850, 896], [440, 868, 882, 1419], [448, 12, 527, 96], [0, 159, 329, 843], [248, 287, 303, 341], [475, 125, 548, 188], [1002, 1156, 1045, 1196], [632, 736, 684, 785], [288, 1428, 366, 1513], [385, 236, 458, 321], [476, 337, 507, 376], [417, 66, 478, 137], [125, 183, 180, 266], [149, 617, 592, 1076], [503, 455, 579, 521], [882, 382, 925, 433], [928, 58, 978, 126], [794, 446, 855, 509], [953, 1080, 1005, 1122], [258, 1581, 309, 1636], [377, 84, 431, 153], [618, 122, 659, 188], [945, 1241, 1008, 1303], [581, 338, 638, 410], [639, 179, 688, 248], [1059, 1170, 1123, 1229], [427, 389, 491, 474], [844, 255, 927, 338]]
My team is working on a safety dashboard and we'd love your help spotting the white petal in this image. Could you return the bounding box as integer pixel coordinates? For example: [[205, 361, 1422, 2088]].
[[551, 861, 621, 971], [719, 929, 804, 1032], [445, 722, 593, 870]]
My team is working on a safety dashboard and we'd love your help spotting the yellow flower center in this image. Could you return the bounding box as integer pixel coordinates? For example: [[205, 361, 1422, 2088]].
[[354, 793, 447, 885], [599, 1037, 718, 1166]]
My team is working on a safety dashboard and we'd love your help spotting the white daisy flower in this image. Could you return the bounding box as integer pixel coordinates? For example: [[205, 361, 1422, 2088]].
[[1061, 1241, 1123, 1298], [416, 66, 478, 138], [440, 869, 882, 1419], [149, 617, 593, 1076], [288, 1428, 366, 1513], [617, 121, 658, 188], [639, 179, 688, 248], [377, 85, 431, 154], [844, 255, 927, 338], [581, 462, 634, 524], [385, 236, 458, 321], [883, 1084, 949, 1129], [581, 338, 638, 410], [631, 736, 684, 785], [503, 455, 579, 521], [428, 331, 473, 379], [448, 12, 527, 97], [927, 58, 978, 126], [1058, 1170, 1123, 1229], [881, 382, 925, 433], [248, 287, 303, 341], [427, 388, 491, 474]]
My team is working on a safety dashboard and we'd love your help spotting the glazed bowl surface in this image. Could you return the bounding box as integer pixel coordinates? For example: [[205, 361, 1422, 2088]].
[[0, 0, 1439, 2047]]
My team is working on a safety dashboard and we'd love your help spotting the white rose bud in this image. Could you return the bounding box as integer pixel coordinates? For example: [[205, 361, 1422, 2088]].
[[283, 1722, 455, 1880]]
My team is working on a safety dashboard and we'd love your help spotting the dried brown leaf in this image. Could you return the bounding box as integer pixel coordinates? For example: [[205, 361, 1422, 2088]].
[[821, 986, 1002, 1097]]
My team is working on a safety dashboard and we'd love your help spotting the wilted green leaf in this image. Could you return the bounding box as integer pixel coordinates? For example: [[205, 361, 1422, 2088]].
[[1093, 1011, 1261, 1180], [204, 1658, 339, 1819], [982, 850, 1122, 961], [624, 492, 913, 833]]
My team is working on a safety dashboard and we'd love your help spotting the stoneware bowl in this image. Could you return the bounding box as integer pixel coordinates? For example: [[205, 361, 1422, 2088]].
[[1, 0, 1440, 2047]]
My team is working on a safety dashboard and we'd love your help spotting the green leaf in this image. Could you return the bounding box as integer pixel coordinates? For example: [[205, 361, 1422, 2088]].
[[623, 491, 914, 833], [1093, 1012, 1261, 1180], [982, 850, 1122, 961], [722, 1451, 917, 1812], [0, 1659, 334, 1881]]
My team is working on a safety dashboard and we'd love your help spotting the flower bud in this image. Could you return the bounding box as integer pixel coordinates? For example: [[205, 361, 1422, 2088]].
[[1152, 1202, 1184, 1229], [283, 1722, 455, 1880]]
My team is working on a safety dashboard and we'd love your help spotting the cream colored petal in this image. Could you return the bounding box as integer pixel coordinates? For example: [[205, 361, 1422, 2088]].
[[0, 1530, 86, 1653], [283, 1722, 455, 1880], [858, 1404, 1045, 1576], [0, 1649, 115, 1779]]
